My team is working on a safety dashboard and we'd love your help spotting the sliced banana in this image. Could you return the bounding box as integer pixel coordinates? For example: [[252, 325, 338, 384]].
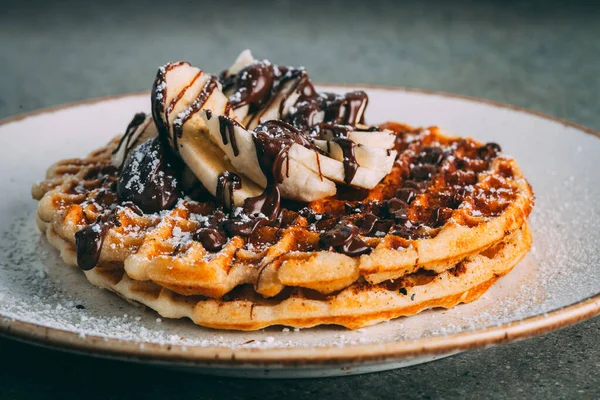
[[347, 130, 396, 149], [224, 49, 255, 77], [200, 111, 336, 202], [177, 129, 262, 206], [150, 57, 395, 205], [201, 111, 268, 188], [278, 160, 337, 202], [288, 143, 388, 189], [152, 62, 262, 206], [317, 129, 396, 150], [313, 139, 397, 173]]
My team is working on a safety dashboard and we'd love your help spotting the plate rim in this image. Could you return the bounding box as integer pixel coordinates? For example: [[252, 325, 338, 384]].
[[1, 85, 599, 367]]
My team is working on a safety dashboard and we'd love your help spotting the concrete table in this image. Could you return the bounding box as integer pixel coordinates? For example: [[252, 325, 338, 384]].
[[1, 0, 598, 398]]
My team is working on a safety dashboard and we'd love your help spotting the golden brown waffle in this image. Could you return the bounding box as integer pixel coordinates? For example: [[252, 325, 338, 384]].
[[33, 137, 162, 266], [45, 218, 531, 330], [33, 123, 533, 330], [33, 125, 533, 297]]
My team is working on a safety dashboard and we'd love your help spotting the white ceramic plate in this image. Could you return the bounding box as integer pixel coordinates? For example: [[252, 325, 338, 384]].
[[0, 86, 599, 378]]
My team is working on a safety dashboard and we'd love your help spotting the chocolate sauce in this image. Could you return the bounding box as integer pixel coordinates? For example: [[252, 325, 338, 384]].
[[332, 137, 359, 184], [478, 142, 502, 161], [283, 90, 368, 132], [277, 72, 312, 117], [218, 115, 240, 156], [395, 187, 418, 204], [322, 91, 368, 126], [74, 204, 139, 271], [193, 228, 227, 252], [171, 77, 219, 153], [165, 70, 203, 129], [253, 120, 315, 184], [287, 101, 324, 131], [223, 61, 275, 110], [215, 171, 241, 210], [223, 217, 266, 238], [221, 59, 369, 134], [117, 137, 181, 214], [151, 61, 190, 145], [355, 213, 380, 235], [318, 224, 371, 256], [313, 123, 352, 139], [419, 146, 445, 166], [111, 112, 148, 167], [243, 184, 281, 220], [75, 219, 106, 270]]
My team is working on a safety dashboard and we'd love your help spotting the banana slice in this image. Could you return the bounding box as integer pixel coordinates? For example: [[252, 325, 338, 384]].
[[151, 62, 262, 206], [313, 139, 397, 173], [225, 49, 255, 76], [347, 130, 396, 149], [279, 162, 337, 202], [288, 143, 388, 189], [317, 129, 397, 150], [200, 111, 336, 202], [201, 111, 268, 187], [178, 129, 262, 206]]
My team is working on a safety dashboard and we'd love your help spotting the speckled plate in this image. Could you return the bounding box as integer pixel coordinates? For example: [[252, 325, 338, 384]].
[[0, 86, 599, 378]]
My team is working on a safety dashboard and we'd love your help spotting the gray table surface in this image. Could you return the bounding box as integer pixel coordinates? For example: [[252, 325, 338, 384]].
[[1, 0, 598, 398]]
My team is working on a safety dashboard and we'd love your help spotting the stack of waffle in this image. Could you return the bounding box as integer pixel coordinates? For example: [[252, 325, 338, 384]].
[[33, 121, 533, 330]]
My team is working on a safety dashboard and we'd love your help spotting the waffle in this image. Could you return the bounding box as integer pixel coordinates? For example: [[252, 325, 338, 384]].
[[34, 126, 533, 284], [45, 214, 531, 330], [33, 138, 161, 267], [33, 123, 533, 329]]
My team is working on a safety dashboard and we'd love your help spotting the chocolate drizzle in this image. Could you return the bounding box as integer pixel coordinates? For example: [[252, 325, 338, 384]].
[[75, 203, 143, 271], [215, 171, 242, 210], [313, 123, 352, 139], [222, 61, 275, 111], [243, 184, 281, 220], [332, 137, 358, 184], [151, 61, 190, 146], [218, 115, 240, 156], [283, 90, 369, 132], [111, 112, 148, 168], [165, 70, 203, 128], [318, 224, 372, 256], [171, 77, 219, 154], [322, 91, 368, 126], [220, 59, 369, 133], [253, 120, 315, 184], [75, 219, 107, 271], [193, 228, 227, 252]]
